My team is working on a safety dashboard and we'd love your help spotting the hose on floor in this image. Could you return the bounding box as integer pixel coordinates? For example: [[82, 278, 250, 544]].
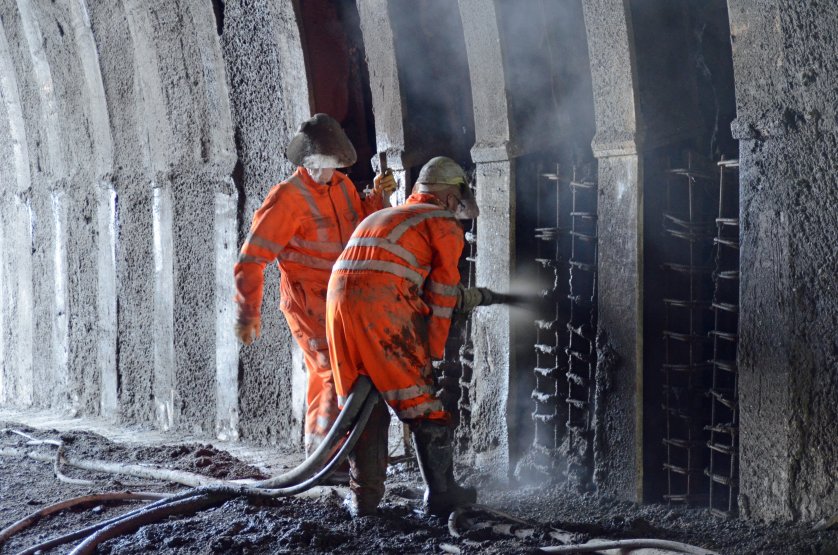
[[5, 378, 376, 555], [448, 504, 720, 555]]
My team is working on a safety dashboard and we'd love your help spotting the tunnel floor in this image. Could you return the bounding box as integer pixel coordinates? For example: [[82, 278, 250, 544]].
[[0, 420, 834, 554]]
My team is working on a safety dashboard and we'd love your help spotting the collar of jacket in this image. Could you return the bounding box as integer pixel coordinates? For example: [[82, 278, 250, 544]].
[[406, 192, 447, 210], [297, 166, 344, 193]]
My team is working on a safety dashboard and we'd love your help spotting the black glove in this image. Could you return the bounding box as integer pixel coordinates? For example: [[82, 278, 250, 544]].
[[456, 286, 493, 313]]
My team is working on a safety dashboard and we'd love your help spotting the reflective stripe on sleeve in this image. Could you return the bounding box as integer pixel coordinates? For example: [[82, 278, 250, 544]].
[[332, 259, 424, 287], [379, 384, 435, 402], [288, 175, 330, 242], [426, 280, 460, 297], [430, 304, 454, 319], [278, 250, 336, 270], [388, 209, 452, 242], [396, 399, 445, 420], [337, 395, 347, 406], [245, 233, 283, 256], [346, 237, 420, 267], [288, 236, 344, 254], [237, 253, 271, 264], [337, 178, 359, 225]]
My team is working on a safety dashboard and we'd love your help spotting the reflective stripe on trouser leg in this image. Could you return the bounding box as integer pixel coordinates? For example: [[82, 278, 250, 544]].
[[304, 362, 338, 455]]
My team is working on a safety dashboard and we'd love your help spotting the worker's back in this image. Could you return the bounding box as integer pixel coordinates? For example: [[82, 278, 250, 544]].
[[332, 194, 464, 296]]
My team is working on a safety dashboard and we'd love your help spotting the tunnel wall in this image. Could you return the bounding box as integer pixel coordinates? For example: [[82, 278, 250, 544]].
[[727, 0, 838, 522], [0, 0, 835, 523]]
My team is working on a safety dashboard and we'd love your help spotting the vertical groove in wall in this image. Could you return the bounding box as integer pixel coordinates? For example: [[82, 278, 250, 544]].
[[97, 182, 118, 417], [214, 182, 239, 440], [51, 190, 69, 405], [152, 181, 176, 430]]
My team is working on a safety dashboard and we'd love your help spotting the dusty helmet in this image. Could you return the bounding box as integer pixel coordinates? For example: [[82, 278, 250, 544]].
[[416, 156, 468, 187], [286, 113, 357, 168], [414, 157, 478, 219]]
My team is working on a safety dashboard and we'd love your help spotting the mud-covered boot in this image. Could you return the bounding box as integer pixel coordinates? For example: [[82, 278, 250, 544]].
[[345, 398, 391, 518], [411, 421, 476, 517]]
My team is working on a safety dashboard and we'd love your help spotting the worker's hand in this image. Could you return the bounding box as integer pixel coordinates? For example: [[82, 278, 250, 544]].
[[235, 317, 261, 345], [456, 286, 491, 313], [373, 172, 397, 196]]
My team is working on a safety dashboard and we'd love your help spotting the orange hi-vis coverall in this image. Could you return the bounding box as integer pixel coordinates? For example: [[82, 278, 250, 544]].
[[234, 167, 383, 450], [326, 192, 465, 423]]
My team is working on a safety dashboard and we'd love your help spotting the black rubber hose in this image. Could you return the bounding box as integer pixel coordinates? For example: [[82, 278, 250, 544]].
[[63, 393, 381, 555], [0, 492, 169, 546], [67, 494, 228, 555], [538, 538, 720, 554], [254, 375, 372, 488]]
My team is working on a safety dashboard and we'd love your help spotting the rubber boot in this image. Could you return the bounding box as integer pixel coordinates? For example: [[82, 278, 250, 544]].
[[411, 420, 476, 517], [345, 398, 391, 517]]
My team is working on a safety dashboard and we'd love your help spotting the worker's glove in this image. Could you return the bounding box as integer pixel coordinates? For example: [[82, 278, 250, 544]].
[[373, 172, 397, 196], [456, 286, 492, 313], [235, 316, 261, 345]]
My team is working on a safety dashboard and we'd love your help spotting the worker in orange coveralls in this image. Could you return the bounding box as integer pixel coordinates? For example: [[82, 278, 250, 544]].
[[326, 156, 488, 517], [234, 113, 396, 454]]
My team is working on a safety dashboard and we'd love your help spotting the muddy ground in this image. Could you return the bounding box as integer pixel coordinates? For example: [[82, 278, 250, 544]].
[[0, 423, 835, 554]]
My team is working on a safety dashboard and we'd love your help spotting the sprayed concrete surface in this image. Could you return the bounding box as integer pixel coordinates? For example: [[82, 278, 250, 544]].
[[728, 0, 838, 522]]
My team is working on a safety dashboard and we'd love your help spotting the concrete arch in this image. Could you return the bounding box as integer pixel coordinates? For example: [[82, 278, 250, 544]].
[[16, 0, 66, 177], [69, 0, 113, 177], [0, 17, 33, 408], [457, 0, 516, 479], [356, 0, 408, 189], [67, 0, 119, 418], [123, 0, 175, 173], [580, 0, 644, 502]]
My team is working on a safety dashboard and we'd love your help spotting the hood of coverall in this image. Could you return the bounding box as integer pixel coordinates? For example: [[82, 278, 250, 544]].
[[414, 156, 479, 219], [286, 113, 357, 169]]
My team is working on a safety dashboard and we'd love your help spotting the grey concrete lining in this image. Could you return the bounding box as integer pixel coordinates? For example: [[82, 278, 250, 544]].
[[96, 182, 118, 418], [0, 14, 34, 409], [69, 0, 113, 177], [152, 180, 176, 431], [16, 0, 65, 177], [582, 0, 643, 501], [184, 1, 236, 170], [355, 0, 408, 201], [214, 184, 239, 441], [220, 0, 309, 446], [459, 0, 517, 163], [727, 0, 838, 522], [5, 197, 34, 407], [355, 0, 406, 170], [123, 0, 175, 173], [0, 14, 31, 195], [458, 0, 516, 477], [470, 161, 515, 477], [50, 190, 70, 407]]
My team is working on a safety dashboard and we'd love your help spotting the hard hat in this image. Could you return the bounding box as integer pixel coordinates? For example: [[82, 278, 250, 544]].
[[414, 157, 479, 219], [416, 156, 467, 187], [286, 113, 357, 168]]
